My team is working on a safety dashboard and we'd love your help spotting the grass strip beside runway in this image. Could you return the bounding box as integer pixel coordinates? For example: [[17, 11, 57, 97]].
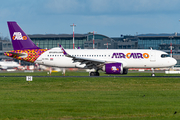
[[0, 71, 180, 76], [0, 76, 180, 119]]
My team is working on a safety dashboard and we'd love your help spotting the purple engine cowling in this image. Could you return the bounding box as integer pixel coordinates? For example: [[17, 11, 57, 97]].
[[102, 63, 123, 74]]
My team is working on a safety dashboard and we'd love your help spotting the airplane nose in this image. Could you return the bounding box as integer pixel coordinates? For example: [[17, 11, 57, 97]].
[[172, 58, 177, 66]]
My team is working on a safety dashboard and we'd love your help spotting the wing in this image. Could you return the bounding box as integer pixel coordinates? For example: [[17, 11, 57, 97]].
[[60, 45, 105, 69]]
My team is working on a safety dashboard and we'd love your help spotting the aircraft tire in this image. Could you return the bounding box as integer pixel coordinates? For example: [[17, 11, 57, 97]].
[[151, 73, 155, 77], [90, 72, 100, 76]]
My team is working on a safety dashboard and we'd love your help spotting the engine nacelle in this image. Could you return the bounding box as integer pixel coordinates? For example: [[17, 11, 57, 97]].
[[102, 63, 123, 74]]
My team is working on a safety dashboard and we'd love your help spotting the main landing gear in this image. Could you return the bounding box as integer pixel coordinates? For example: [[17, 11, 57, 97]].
[[89, 72, 100, 76]]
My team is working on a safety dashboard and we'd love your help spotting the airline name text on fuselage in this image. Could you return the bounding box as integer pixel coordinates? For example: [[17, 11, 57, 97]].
[[112, 53, 149, 59]]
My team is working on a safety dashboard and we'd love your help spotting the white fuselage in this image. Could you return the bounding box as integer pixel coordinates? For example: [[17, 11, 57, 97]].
[[35, 48, 177, 68]]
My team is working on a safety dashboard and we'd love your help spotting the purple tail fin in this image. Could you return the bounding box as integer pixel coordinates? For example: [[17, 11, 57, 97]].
[[7, 21, 40, 50]]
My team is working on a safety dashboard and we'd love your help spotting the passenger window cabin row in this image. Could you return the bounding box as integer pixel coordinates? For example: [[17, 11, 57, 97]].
[[47, 54, 111, 57]]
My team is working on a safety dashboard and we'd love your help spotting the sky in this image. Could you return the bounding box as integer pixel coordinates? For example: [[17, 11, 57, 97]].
[[1, 0, 180, 39]]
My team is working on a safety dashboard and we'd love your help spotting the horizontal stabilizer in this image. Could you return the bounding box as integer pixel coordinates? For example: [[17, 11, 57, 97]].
[[5, 52, 28, 58]]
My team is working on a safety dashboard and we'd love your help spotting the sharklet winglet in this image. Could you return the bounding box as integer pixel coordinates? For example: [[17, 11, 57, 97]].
[[59, 45, 68, 56]]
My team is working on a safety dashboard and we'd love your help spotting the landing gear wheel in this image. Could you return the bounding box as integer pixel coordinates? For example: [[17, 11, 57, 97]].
[[151, 68, 155, 77], [96, 72, 100, 76], [151, 73, 155, 76], [90, 72, 100, 76]]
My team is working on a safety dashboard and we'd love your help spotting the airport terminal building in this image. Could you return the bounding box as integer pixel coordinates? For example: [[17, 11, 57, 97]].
[[0, 38, 13, 60], [28, 33, 111, 49], [1, 33, 180, 66], [28, 33, 138, 50]]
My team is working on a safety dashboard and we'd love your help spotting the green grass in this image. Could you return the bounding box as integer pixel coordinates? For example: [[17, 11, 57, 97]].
[[0, 70, 180, 76], [0, 72, 180, 119]]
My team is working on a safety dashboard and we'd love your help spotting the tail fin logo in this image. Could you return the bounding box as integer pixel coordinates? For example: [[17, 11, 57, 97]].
[[12, 32, 27, 40]]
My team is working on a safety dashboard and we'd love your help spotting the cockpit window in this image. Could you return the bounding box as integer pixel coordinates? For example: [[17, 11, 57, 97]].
[[161, 54, 170, 58]]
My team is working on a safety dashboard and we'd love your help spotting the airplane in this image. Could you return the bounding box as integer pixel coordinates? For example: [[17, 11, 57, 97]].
[[4, 21, 177, 76], [0, 60, 20, 70]]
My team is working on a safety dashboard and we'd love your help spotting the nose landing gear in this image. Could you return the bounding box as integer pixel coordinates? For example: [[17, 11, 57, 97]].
[[151, 68, 155, 76]]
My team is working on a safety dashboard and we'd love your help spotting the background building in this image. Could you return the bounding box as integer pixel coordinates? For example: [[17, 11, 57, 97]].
[[29, 34, 86, 49], [0, 37, 13, 60], [29, 33, 111, 49]]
